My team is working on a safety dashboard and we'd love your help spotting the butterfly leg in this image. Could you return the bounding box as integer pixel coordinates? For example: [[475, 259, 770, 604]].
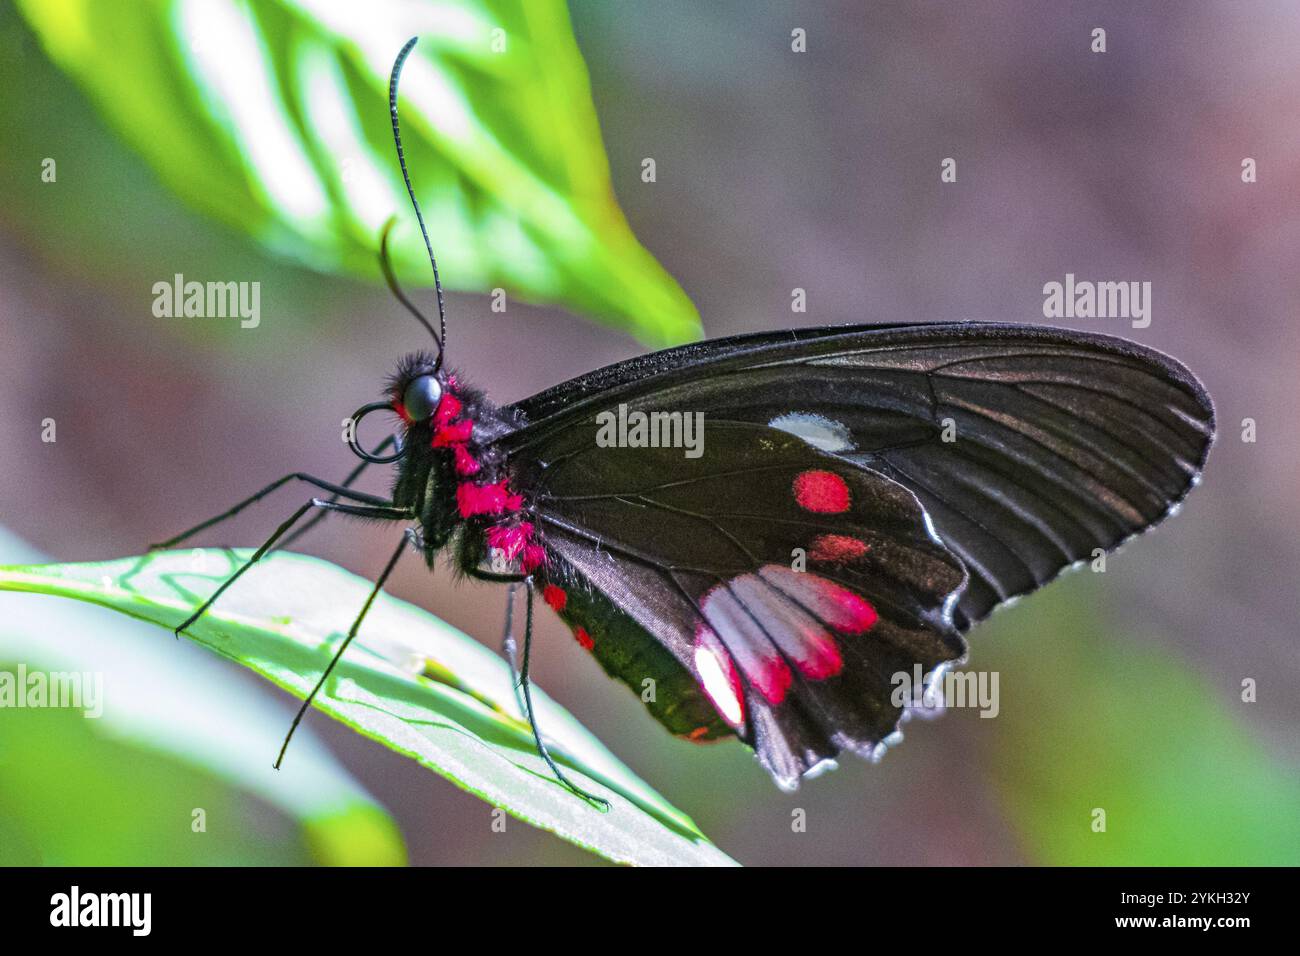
[[150, 472, 396, 551], [275, 528, 416, 769], [172, 498, 412, 638], [279, 434, 401, 550], [498, 582, 529, 718], [518, 578, 611, 812]]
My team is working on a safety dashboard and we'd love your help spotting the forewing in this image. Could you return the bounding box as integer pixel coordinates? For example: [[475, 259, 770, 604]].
[[508, 322, 1214, 629]]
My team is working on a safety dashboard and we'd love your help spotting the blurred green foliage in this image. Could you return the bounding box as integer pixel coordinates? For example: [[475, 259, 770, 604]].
[[14, 0, 700, 345], [0, 549, 736, 866], [979, 582, 1300, 865]]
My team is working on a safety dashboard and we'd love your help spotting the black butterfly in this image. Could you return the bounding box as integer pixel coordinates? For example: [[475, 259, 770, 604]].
[[159, 38, 1214, 802]]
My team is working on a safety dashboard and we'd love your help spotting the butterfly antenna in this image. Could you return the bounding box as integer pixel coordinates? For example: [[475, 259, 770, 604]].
[[378, 218, 441, 351], [389, 36, 448, 370]]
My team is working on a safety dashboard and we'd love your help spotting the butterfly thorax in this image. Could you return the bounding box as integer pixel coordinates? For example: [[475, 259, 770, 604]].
[[387, 354, 536, 575]]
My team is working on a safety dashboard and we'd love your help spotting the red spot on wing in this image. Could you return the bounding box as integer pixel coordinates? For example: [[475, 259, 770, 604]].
[[795, 633, 843, 679], [759, 565, 878, 635], [573, 626, 594, 651], [542, 584, 567, 613], [809, 533, 869, 563], [825, 588, 877, 634], [686, 726, 711, 741], [726, 572, 845, 684], [753, 656, 793, 704], [793, 470, 850, 513]]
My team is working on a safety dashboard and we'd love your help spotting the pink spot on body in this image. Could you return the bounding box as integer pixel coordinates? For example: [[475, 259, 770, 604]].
[[432, 419, 473, 446], [456, 480, 524, 518], [430, 383, 536, 568], [520, 544, 546, 573], [433, 392, 462, 427], [486, 522, 533, 561], [793, 470, 851, 513], [452, 444, 480, 476], [809, 533, 870, 563]]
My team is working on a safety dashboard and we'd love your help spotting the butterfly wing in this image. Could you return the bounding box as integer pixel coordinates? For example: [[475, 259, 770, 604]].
[[518, 420, 967, 788], [508, 322, 1214, 630]]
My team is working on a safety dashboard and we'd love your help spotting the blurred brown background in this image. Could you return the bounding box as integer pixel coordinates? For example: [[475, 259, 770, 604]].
[[1, 1, 1296, 864]]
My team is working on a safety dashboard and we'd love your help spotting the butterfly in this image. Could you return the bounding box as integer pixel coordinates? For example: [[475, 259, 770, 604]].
[[159, 38, 1215, 802]]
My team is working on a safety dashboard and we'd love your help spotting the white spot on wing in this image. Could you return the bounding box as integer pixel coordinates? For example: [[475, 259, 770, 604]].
[[769, 412, 855, 453], [694, 642, 744, 727]]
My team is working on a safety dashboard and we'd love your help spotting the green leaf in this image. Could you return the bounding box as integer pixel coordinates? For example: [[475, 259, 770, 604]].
[[15, 0, 700, 346], [0, 526, 406, 866], [977, 582, 1300, 865], [0, 550, 737, 867]]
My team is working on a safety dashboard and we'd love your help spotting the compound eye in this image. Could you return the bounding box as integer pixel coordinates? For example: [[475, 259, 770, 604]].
[[402, 375, 442, 421]]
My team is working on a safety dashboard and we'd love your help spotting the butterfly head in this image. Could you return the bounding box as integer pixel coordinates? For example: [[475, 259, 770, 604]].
[[399, 370, 442, 423], [388, 350, 449, 427]]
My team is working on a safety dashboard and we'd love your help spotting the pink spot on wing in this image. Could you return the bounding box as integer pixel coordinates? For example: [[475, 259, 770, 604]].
[[793, 470, 850, 513], [759, 564, 878, 635], [753, 656, 793, 703], [726, 572, 844, 682], [809, 533, 869, 563], [697, 580, 797, 704], [823, 588, 877, 634], [795, 633, 843, 679]]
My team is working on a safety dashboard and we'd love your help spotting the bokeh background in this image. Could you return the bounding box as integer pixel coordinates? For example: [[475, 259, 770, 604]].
[[1, 0, 1297, 865]]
